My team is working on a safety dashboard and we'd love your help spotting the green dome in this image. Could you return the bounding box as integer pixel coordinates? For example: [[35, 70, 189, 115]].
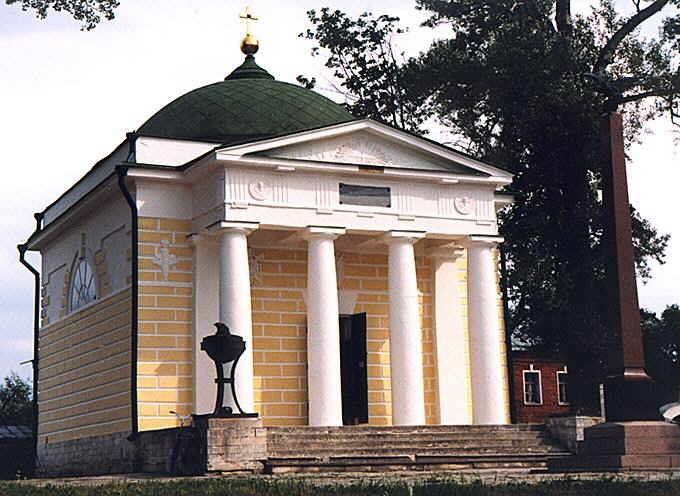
[[138, 55, 355, 143]]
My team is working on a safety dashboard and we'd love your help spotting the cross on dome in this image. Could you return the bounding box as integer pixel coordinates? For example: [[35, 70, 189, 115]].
[[240, 6, 259, 55]]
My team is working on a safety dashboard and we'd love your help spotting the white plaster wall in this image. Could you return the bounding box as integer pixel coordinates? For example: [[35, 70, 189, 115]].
[[135, 136, 216, 166], [432, 256, 471, 424], [102, 226, 130, 291], [189, 165, 498, 236], [192, 171, 224, 222], [40, 193, 131, 325], [136, 180, 192, 220]]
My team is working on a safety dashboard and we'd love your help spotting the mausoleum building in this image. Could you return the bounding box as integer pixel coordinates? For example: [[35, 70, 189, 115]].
[[20, 43, 515, 473]]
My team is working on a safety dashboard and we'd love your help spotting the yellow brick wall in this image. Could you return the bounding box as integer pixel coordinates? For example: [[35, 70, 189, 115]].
[[38, 288, 132, 444], [494, 248, 512, 423], [344, 253, 393, 426], [250, 248, 309, 426], [137, 217, 194, 431], [342, 253, 437, 425], [133, 228, 507, 429], [249, 248, 437, 427]]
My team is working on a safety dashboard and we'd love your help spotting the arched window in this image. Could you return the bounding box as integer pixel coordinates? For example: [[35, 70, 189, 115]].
[[70, 256, 97, 312]]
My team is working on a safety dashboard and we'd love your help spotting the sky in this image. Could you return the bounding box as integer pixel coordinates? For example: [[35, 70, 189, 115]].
[[0, 0, 677, 381]]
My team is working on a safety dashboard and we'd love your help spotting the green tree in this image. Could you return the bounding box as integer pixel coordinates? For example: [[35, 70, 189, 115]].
[[4, 0, 119, 30], [300, 1, 679, 412], [642, 305, 680, 386], [0, 373, 32, 426]]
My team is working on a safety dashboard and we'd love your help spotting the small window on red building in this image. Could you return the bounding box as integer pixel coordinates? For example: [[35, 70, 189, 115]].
[[557, 368, 569, 405], [523, 367, 542, 405]]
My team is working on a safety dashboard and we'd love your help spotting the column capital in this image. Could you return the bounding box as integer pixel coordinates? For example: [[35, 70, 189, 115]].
[[467, 235, 504, 248], [207, 220, 259, 235], [382, 230, 426, 245], [302, 226, 346, 241]]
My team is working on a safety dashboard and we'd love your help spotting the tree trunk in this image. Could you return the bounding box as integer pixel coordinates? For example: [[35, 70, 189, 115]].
[[556, 0, 572, 35], [561, 128, 602, 416]]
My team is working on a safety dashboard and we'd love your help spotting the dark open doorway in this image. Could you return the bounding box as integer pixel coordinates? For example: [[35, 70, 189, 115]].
[[338, 313, 369, 425]]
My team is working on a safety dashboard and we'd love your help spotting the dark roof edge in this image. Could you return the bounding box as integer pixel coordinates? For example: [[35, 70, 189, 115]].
[[135, 132, 227, 144], [367, 117, 514, 175], [36, 138, 129, 221], [213, 117, 510, 177], [25, 170, 119, 249]]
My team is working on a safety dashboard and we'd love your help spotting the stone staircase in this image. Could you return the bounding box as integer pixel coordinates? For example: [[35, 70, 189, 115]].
[[264, 424, 572, 473]]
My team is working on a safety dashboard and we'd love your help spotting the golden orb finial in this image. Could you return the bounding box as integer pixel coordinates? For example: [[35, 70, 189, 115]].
[[240, 6, 259, 55]]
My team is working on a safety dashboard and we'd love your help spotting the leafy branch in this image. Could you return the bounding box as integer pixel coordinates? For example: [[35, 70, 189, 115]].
[[5, 0, 119, 30]]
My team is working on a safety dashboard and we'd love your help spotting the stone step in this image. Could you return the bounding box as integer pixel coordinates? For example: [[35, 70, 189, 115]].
[[264, 452, 572, 474], [267, 431, 550, 445], [263, 424, 568, 474], [268, 438, 558, 452], [266, 424, 545, 435], [268, 445, 568, 459]]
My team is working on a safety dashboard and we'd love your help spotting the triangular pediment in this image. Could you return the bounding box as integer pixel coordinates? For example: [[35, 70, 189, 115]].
[[215, 119, 512, 182], [263, 131, 484, 175]]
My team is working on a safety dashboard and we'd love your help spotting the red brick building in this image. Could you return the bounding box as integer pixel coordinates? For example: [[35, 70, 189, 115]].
[[510, 352, 570, 423]]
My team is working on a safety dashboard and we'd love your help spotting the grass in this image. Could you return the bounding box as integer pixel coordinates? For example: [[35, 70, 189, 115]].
[[3, 477, 680, 496]]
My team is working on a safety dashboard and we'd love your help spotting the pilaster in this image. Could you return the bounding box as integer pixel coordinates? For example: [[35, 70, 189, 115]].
[[429, 245, 470, 425]]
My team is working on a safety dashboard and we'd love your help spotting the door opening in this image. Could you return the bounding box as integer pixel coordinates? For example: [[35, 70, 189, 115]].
[[339, 313, 369, 425]]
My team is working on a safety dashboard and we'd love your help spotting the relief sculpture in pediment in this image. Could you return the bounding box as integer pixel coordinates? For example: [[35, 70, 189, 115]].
[[275, 137, 394, 166], [334, 138, 391, 165]]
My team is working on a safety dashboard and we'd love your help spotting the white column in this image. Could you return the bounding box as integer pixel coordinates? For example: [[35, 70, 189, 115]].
[[304, 227, 345, 426], [429, 246, 471, 425], [467, 237, 508, 424], [217, 224, 257, 413], [190, 234, 219, 415], [386, 231, 426, 426]]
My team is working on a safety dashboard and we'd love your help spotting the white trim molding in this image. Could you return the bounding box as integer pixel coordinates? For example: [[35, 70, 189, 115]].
[[557, 366, 569, 406], [522, 365, 543, 406]]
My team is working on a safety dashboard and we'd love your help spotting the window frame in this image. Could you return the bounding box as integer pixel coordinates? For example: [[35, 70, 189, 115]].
[[556, 368, 569, 406], [69, 253, 98, 313], [522, 367, 543, 406]]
